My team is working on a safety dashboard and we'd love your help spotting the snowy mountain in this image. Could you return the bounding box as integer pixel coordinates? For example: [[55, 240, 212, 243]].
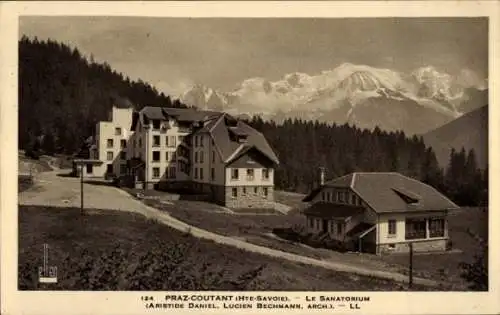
[[179, 63, 487, 135]]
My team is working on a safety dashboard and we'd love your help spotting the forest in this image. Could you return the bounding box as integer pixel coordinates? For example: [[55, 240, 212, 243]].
[[18, 37, 488, 206]]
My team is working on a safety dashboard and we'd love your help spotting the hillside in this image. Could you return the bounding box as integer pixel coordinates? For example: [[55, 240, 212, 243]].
[[19, 36, 187, 155], [423, 105, 488, 169]]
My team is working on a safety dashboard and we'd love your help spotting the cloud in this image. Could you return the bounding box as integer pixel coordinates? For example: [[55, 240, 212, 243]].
[[154, 80, 194, 99], [456, 68, 487, 89]]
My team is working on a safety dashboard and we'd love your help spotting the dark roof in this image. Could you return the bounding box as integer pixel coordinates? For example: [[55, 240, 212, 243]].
[[131, 107, 279, 166], [302, 187, 324, 202], [304, 172, 459, 213], [346, 222, 375, 238], [303, 202, 365, 219], [198, 113, 279, 165], [131, 106, 221, 131]]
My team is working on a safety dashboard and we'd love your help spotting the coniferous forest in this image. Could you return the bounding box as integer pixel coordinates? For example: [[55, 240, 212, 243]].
[[18, 37, 488, 206]]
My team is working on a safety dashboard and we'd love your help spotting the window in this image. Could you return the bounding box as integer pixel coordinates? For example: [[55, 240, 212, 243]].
[[211, 168, 215, 181], [337, 191, 342, 202], [194, 152, 198, 163], [194, 136, 198, 147], [200, 168, 204, 180], [152, 120, 161, 130], [199, 135, 203, 147], [322, 191, 326, 201], [327, 192, 331, 202], [308, 217, 314, 229], [336, 222, 343, 236], [429, 217, 445, 238], [153, 135, 161, 147], [120, 164, 127, 174], [107, 152, 113, 161], [86, 164, 93, 174], [115, 127, 122, 136], [166, 151, 170, 161], [388, 220, 397, 236], [231, 169, 239, 180], [152, 151, 160, 162], [243, 187, 247, 195], [120, 151, 126, 160], [165, 136, 169, 147], [169, 167, 176, 179], [107, 139, 113, 148], [262, 168, 270, 180], [254, 187, 258, 194], [120, 139, 127, 149], [351, 194, 357, 205], [172, 152, 177, 161], [194, 167, 198, 179], [152, 167, 160, 178], [232, 187, 238, 198], [263, 187, 268, 197], [247, 169, 254, 181], [200, 151, 204, 163], [212, 151, 215, 162], [405, 218, 426, 240]]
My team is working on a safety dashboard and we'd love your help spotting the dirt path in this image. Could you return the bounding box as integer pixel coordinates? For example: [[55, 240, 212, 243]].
[[19, 169, 438, 287]]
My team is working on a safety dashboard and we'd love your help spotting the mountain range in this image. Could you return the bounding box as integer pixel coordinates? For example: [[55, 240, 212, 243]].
[[180, 63, 487, 135]]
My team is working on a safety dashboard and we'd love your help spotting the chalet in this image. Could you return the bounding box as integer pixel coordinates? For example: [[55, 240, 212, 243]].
[[302, 172, 460, 254]]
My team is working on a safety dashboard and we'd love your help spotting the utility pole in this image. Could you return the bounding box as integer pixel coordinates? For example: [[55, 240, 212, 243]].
[[80, 163, 84, 215], [408, 242, 413, 290]]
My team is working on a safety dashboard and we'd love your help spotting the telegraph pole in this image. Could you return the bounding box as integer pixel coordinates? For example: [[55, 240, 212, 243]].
[[408, 242, 413, 290], [80, 163, 84, 215]]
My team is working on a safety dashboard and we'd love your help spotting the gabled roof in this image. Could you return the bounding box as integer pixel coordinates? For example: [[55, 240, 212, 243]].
[[131, 107, 279, 166], [198, 113, 279, 165], [303, 172, 459, 213], [303, 202, 364, 220]]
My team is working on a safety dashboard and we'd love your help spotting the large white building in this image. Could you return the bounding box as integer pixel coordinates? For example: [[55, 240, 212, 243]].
[[84, 105, 280, 209]]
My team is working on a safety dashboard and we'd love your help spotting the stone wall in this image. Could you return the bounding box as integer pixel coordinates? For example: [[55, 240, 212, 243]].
[[141, 180, 276, 209], [378, 238, 447, 254], [224, 185, 275, 209]]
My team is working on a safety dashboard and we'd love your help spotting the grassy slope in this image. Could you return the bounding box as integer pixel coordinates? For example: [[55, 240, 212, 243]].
[[18, 205, 432, 291], [141, 196, 486, 290]]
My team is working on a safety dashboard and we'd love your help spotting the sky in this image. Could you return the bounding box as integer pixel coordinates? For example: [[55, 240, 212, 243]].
[[19, 17, 488, 97]]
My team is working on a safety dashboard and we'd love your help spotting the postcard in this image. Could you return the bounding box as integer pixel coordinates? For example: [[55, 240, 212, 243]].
[[1, 1, 499, 314]]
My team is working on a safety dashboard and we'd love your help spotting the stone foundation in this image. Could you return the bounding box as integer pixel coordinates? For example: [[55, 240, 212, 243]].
[[378, 238, 448, 254], [224, 185, 275, 209], [139, 180, 276, 209]]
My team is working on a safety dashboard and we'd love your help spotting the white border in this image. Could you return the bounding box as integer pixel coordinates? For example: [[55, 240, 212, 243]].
[[1, 2, 499, 315]]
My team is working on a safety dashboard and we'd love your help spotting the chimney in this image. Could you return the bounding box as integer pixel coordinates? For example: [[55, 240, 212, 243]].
[[319, 167, 325, 186]]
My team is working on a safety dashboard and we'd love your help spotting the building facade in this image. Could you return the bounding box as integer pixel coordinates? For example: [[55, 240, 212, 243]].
[[302, 172, 459, 254], [86, 105, 279, 209], [78, 106, 134, 178]]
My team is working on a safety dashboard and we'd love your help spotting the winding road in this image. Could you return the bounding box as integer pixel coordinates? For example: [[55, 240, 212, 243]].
[[19, 168, 439, 287]]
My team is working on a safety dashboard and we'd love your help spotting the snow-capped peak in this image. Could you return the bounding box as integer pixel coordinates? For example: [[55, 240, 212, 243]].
[[178, 63, 485, 132]]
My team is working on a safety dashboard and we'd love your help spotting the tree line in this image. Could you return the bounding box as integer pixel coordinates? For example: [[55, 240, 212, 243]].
[[19, 36, 186, 155], [246, 116, 488, 207], [19, 37, 487, 206]]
